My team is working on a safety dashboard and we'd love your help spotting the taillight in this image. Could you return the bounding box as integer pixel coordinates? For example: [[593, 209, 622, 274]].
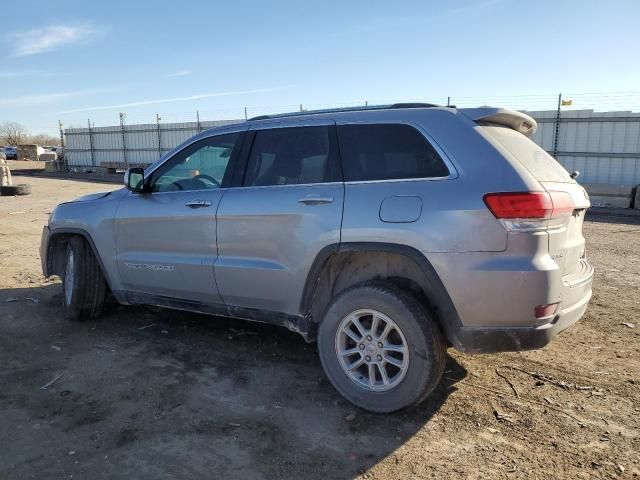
[[548, 191, 574, 216], [484, 191, 574, 231], [483, 192, 552, 219]]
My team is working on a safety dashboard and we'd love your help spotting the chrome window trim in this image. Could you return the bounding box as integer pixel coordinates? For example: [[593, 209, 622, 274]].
[[142, 118, 460, 190], [127, 186, 227, 197], [226, 181, 344, 192], [344, 176, 452, 186], [128, 181, 345, 197]]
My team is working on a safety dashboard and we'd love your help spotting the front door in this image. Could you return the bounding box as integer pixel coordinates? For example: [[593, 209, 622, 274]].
[[215, 122, 344, 315], [114, 131, 243, 303]]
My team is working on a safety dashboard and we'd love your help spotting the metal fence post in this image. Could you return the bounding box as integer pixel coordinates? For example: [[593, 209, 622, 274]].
[[552, 93, 562, 158], [119, 112, 128, 167], [244, 107, 248, 121], [87, 119, 95, 167], [58, 120, 67, 172], [156, 114, 162, 159], [196, 110, 201, 133]]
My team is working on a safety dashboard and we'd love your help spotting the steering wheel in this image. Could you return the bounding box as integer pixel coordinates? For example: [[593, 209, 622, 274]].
[[169, 180, 184, 190], [194, 174, 220, 187]]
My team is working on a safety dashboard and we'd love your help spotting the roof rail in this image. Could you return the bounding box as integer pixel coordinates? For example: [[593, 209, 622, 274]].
[[247, 102, 443, 121], [389, 102, 439, 109]]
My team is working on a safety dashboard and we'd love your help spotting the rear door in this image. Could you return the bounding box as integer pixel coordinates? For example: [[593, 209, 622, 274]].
[[214, 120, 343, 315]]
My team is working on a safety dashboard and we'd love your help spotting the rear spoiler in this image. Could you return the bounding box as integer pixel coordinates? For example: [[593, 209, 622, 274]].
[[460, 108, 537, 137]]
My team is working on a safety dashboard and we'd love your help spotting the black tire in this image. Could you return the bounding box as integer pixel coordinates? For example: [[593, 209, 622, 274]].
[[1, 184, 31, 196], [61, 236, 106, 321], [318, 282, 446, 413]]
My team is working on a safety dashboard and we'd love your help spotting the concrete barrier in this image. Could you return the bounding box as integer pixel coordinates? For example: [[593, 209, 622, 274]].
[[39, 153, 57, 162], [584, 184, 633, 208], [44, 160, 64, 172]]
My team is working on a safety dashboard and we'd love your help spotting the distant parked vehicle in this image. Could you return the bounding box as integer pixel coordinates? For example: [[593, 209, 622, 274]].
[[5, 147, 17, 160]]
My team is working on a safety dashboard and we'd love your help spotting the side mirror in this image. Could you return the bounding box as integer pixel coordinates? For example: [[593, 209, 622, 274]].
[[124, 167, 146, 193]]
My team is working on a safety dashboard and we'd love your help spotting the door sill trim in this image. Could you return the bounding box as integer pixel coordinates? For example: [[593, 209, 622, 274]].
[[114, 290, 315, 341]]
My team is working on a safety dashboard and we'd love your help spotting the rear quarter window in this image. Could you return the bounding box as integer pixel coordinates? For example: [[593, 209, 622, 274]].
[[480, 124, 572, 183], [337, 124, 449, 182]]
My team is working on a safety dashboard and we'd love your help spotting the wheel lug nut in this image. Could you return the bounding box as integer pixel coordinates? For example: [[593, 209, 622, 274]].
[[366, 335, 373, 341], [365, 356, 371, 362], [377, 355, 382, 361], [358, 344, 365, 350], [377, 342, 383, 348]]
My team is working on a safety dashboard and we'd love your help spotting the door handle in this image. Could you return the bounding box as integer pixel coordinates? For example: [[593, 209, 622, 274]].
[[298, 196, 334, 205], [185, 200, 212, 208]]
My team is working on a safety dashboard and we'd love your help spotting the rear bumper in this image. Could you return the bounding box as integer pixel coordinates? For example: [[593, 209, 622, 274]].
[[451, 284, 592, 354], [428, 245, 595, 354]]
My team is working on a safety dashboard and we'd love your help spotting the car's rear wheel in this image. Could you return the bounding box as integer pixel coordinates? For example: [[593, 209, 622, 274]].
[[61, 236, 106, 320], [318, 282, 446, 413]]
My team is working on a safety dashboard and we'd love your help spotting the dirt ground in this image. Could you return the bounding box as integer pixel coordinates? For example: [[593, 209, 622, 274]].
[[1, 175, 638, 480]]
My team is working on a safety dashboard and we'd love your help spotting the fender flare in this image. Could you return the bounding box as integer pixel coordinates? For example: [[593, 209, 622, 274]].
[[299, 242, 464, 346], [45, 227, 115, 291]]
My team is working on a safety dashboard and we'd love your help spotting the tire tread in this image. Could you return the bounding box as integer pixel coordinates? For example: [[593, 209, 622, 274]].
[[63, 236, 106, 320]]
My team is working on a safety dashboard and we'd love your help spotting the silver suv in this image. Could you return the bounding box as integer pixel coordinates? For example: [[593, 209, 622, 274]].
[[41, 104, 593, 412]]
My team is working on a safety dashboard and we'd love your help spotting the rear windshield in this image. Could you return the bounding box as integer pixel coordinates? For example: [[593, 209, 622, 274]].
[[480, 124, 572, 183]]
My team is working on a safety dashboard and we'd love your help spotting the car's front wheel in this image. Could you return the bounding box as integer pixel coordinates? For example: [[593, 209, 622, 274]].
[[61, 236, 106, 320], [318, 282, 446, 413]]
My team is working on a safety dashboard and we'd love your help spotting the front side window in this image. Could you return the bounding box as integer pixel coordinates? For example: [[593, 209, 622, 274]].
[[151, 133, 239, 192], [337, 124, 449, 182], [243, 126, 335, 187]]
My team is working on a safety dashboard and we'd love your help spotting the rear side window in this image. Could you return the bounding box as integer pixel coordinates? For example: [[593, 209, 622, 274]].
[[480, 124, 572, 183], [337, 124, 449, 182], [244, 126, 337, 186]]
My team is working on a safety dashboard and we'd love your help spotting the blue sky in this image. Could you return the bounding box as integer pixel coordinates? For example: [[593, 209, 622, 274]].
[[2, 0, 640, 135]]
